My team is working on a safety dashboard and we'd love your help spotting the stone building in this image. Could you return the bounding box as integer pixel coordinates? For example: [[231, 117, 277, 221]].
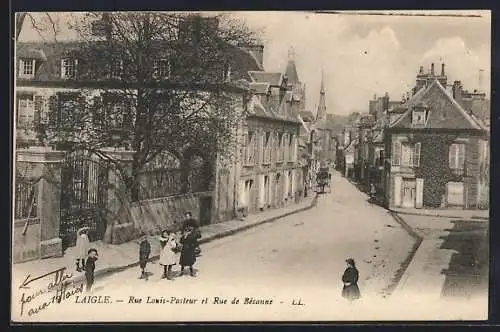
[[213, 47, 306, 221], [383, 75, 489, 210], [13, 15, 266, 261]]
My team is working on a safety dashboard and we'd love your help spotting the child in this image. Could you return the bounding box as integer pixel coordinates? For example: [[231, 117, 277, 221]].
[[75, 226, 90, 272], [139, 233, 151, 280], [84, 248, 98, 292], [158, 230, 179, 280]]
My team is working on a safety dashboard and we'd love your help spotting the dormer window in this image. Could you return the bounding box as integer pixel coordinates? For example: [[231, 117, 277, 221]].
[[153, 59, 171, 79], [61, 58, 78, 79], [412, 109, 427, 125], [19, 59, 36, 79]]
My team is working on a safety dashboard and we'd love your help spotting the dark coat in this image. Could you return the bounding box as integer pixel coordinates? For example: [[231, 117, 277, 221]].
[[85, 256, 98, 275], [139, 240, 151, 259], [182, 218, 198, 232], [179, 230, 200, 266], [341, 266, 361, 301]]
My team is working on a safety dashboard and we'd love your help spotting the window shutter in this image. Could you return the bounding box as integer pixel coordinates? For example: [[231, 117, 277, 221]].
[[415, 178, 424, 208], [92, 96, 103, 126], [457, 144, 465, 169], [449, 144, 456, 168], [34, 96, 43, 126], [48, 95, 58, 126], [60, 59, 65, 78], [414, 142, 421, 167], [392, 142, 401, 166]]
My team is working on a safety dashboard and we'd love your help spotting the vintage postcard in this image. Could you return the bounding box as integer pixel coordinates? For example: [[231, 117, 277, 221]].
[[11, 10, 490, 322]]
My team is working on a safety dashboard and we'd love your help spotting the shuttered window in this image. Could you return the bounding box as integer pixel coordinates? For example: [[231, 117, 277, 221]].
[[17, 94, 35, 128], [449, 143, 465, 169]]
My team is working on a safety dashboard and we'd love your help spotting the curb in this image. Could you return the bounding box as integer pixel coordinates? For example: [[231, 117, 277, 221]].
[[69, 194, 319, 286], [388, 209, 489, 221], [381, 211, 424, 296]]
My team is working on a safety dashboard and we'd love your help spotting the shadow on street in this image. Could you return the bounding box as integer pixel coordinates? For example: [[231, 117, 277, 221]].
[[439, 219, 489, 299]]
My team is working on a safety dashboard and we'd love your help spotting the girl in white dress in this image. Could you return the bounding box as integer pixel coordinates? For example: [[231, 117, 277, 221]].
[[158, 230, 180, 280]]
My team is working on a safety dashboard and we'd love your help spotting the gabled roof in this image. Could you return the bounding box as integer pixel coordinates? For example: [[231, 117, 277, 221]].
[[247, 93, 300, 124], [249, 82, 270, 95], [248, 71, 283, 86], [390, 80, 484, 130]]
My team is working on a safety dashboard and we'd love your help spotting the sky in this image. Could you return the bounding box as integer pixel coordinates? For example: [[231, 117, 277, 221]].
[[18, 11, 491, 116]]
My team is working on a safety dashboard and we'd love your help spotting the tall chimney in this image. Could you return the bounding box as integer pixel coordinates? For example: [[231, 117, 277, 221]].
[[431, 63, 435, 75], [441, 63, 445, 76], [419, 66, 424, 74]]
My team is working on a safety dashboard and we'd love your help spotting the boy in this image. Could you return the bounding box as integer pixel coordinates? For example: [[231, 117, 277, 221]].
[[139, 233, 151, 280], [84, 248, 98, 292]]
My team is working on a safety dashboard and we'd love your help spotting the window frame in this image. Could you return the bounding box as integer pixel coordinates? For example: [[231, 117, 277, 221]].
[[19, 59, 36, 79], [449, 143, 466, 170], [61, 58, 78, 79], [153, 58, 171, 79], [17, 94, 35, 128], [109, 59, 124, 79]]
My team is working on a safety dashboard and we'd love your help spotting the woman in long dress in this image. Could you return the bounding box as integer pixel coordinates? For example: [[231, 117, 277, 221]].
[[341, 258, 361, 301], [158, 230, 179, 280], [179, 225, 201, 277]]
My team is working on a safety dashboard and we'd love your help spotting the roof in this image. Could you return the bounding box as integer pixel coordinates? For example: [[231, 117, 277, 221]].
[[249, 82, 270, 95], [299, 110, 315, 122], [17, 44, 47, 61], [248, 71, 283, 86], [390, 80, 485, 131], [16, 40, 261, 83], [247, 93, 300, 123], [372, 129, 384, 143], [284, 60, 299, 85]]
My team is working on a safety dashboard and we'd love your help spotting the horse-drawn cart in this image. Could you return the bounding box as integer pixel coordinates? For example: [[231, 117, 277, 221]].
[[316, 168, 331, 193]]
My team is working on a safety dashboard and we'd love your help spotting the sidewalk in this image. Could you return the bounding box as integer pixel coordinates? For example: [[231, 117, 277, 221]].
[[392, 212, 489, 301], [390, 207, 489, 220], [12, 195, 317, 287]]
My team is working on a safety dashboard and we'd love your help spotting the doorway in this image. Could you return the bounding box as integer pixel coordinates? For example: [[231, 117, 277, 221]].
[[402, 178, 416, 208]]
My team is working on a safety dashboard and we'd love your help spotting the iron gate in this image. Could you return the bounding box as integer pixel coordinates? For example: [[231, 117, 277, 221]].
[[60, 149, 110, 250]]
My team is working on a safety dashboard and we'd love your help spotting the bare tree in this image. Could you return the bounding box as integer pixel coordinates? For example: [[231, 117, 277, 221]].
[[36, 12, 259, 200], [16, 12, 60, 41]]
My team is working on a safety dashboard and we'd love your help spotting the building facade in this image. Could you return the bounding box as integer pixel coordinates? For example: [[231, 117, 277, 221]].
[[383, 78, 489, 210], [213, 48, 305, 221]]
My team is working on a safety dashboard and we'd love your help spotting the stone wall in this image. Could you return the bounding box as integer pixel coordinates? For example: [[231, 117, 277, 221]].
[[128, 192, 211, 235]]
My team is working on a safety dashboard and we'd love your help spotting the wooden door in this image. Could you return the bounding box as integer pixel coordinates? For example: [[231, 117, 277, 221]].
[[447, 181, 464, 207], [402, 179, 416, 208]]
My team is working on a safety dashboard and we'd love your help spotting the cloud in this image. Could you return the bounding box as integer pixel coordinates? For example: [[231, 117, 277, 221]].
[[422, 37, 490, 94]]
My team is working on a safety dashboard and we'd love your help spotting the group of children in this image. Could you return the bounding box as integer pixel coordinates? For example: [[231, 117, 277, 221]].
[[139, 212, 202, 280], [74, 212, 201, 293]]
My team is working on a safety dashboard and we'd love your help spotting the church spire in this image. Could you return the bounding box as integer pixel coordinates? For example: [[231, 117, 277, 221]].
[[284, 45, 299, 85], [316, 70, 327, 125]]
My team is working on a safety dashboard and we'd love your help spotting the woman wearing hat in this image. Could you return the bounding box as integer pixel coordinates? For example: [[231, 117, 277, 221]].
[[341, 258, 361, 301]]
